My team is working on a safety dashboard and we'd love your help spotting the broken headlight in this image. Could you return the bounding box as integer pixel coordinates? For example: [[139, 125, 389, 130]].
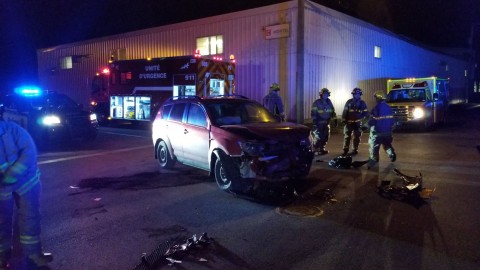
[[238, 141, 265, 156]]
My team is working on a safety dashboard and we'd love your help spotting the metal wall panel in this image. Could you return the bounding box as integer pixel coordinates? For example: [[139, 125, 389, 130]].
[[303, 1, 467, 119], [37, 0, 467, 121]]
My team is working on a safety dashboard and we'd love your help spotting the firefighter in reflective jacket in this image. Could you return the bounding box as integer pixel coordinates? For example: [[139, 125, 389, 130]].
[[0, 115, 52, 269], [311, 88, 336, 155], [263, 83, 285, 121], [341, 87, 369, 156], [367, 91, 396, 169]]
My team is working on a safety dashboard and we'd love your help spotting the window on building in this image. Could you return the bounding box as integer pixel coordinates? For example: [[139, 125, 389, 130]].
[[60, 56, 73, 69], [110, 48, 127, 62], [196, 35, 223, 56], [374, 46, 381, 59]]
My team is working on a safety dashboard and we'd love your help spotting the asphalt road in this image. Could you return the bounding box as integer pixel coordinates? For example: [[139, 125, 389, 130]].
[[6, 104, 480, 270]]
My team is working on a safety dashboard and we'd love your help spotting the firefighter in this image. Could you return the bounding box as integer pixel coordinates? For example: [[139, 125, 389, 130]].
[[263, 83, 285, 121], [367, 91, 396, 169], [0, 109, 52, 270], [341, 87, 369, 156], [311, 88, 336, 155]]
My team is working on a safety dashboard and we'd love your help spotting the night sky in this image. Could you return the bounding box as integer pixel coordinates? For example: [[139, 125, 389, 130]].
[[0, 0, 477, 90]]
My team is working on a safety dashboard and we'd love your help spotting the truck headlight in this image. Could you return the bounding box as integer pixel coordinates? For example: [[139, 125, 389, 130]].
[[42, 115, 61, 126], [413, 107, 424, 119]]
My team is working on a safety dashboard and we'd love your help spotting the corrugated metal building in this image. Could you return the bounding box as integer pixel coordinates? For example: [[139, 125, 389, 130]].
[[37, 0, 468, 122]]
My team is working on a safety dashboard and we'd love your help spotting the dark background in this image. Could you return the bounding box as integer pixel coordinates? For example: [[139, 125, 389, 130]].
[[0, 0, 478, 91]]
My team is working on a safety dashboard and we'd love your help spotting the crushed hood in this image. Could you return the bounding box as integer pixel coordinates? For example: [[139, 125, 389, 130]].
[[221, 122, 311, 142]]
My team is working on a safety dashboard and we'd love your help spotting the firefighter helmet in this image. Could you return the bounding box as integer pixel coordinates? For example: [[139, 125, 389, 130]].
[[270, 83, 280, 91], [373, 90, 387, 100], [351, 87, 363, 95], [319, 88, 331, 96]]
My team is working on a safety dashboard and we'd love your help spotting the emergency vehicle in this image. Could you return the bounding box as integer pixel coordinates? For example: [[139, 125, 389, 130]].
[[386, 77, 449, 129], [0, 87, 98, 145], [90, 54, 235, 124]]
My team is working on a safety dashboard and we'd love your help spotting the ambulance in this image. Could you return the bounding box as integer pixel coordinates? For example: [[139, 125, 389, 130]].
[[90, 54, 235, 124], [386, 77, 449, 130]]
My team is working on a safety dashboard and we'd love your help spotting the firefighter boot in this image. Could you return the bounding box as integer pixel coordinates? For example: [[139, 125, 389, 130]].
[[27, 252, 53, 269], [387, 148, 396, 162], [319, 148, 329, 155]]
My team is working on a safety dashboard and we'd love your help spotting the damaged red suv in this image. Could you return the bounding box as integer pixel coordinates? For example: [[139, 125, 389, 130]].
[[152, 96, 314, 193]]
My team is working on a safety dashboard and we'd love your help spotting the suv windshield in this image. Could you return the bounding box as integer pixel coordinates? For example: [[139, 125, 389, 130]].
[[205, 100, 278, 125], [387, 89, 428, 103]]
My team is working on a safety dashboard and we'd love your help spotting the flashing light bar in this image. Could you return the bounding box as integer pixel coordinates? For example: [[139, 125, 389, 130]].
[[14, 86, 42, 96]]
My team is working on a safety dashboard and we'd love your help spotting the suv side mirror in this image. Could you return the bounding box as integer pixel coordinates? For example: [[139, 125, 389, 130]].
[[433, 93, 439, 101]]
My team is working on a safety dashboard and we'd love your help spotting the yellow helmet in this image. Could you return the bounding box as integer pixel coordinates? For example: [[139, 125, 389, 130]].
[[374, 90, 387, 100], [270, 83, 280, 91], [319, 88, 331, 95]]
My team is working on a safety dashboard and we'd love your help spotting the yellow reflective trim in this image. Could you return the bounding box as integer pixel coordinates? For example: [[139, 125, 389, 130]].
[[17, 171, 41, 195], [10, 163, 28, 175]]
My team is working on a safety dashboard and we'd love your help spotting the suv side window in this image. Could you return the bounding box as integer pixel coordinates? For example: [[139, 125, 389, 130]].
[[169, 103, 186, 122], [161, 104, 173, 120], [186, 103, 207, 128]]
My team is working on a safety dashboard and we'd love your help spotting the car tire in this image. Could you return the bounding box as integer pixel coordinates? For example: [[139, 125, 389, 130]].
[[214, 151, 238, 191], [157, 141, 175, 169]]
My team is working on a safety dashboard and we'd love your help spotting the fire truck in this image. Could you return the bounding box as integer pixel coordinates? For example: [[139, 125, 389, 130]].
[[386, 77, 449, 130], [90, 55, 235, 124]]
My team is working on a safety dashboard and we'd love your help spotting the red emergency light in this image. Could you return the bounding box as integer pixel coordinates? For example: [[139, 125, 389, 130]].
[[101, 68, 110, 75], [194, 49, 202, 58]]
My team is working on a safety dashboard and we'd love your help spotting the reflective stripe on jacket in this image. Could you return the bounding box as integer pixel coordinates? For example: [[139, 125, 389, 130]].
[[311, 98, 335, 125], [342, 98, 368, 123], [368, 101, 394, 134]]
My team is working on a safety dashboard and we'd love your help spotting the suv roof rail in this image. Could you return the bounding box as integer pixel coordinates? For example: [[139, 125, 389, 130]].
[[169, 95, 202, 101], [207, 94, 249, 99]]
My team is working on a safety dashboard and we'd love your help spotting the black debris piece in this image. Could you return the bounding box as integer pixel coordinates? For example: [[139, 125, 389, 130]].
[[132, 233, 212, 270], [378, 168, 435, 207], [327, 155, 368, 169]]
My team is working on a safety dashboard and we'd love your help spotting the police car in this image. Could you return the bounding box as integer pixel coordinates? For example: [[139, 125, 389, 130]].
[[0, 87, 98, 145]]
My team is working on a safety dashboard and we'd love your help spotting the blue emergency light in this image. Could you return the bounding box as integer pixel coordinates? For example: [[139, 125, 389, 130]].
[[14, 86, 42, 97]]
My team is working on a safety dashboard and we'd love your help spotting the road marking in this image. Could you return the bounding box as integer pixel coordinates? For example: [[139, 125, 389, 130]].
[[100, 131, 149, 138], [38, 145, 151, 165]]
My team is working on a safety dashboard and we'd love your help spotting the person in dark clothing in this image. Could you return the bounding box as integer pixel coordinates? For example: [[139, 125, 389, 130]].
[[263, 83, 285, 121], [0, 111, 52, 270], [311, 88, 336, 155], [341, 87, 369, 156], [367, 91, 396, 169]]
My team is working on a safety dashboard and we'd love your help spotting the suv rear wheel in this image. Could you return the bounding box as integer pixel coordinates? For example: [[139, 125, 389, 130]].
[[157, 141, 176, 169]]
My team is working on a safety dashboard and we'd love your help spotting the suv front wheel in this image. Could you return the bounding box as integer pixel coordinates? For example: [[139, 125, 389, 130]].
[[214, 151, 239, 191]]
